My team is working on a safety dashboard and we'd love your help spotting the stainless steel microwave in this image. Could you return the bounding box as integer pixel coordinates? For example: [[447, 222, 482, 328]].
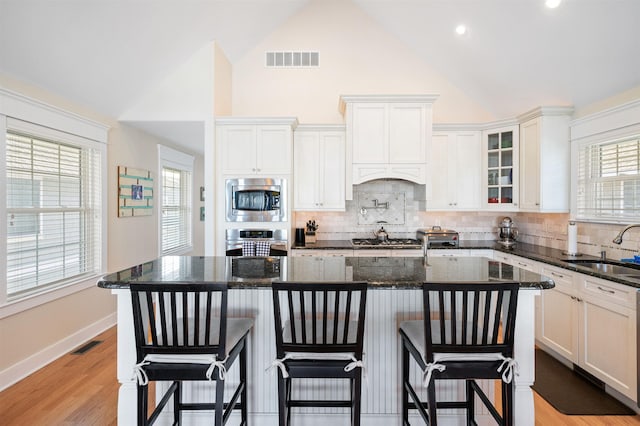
[[226, 178, 287, 222]]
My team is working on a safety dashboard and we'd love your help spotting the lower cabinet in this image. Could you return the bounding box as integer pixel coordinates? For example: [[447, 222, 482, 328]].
[[579, 275, 637, 401], [537, 264, 637, 402], [537, 265, 579, 363], [291, 249, 353, 257]]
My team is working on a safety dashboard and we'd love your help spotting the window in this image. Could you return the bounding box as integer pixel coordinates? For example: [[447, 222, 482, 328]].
[[576, 135, 640, 221], [159, 145, 193, 255], [5, 126, 103, 299]]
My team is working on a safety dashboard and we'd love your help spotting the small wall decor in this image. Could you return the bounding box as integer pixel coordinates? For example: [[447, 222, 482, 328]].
[[118, 166, 153, 217]]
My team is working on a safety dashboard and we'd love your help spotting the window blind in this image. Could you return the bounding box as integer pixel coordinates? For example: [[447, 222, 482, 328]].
[[161, 166, 192, 255], [576, 136, 640, 221], [6, 130, 103, 297]]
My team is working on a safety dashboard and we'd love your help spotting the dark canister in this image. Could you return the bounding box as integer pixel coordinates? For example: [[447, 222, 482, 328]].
[[295, 228, 305, 246]]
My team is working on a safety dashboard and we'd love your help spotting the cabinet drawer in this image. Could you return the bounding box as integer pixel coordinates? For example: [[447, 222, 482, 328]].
[[391, 249, 423, 257], [541, 266, 575, 293], [512, 256, 540, 273], [429, 249, 470, 257], [580, 275, 635, 308]]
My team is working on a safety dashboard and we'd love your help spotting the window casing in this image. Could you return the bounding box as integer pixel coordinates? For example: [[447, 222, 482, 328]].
[[159, 145, 193, 256], [576, 135, 640, 221], [5, 125, 103, 300]]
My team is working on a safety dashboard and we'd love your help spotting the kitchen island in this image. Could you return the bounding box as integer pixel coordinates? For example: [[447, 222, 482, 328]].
[[98, 256, 553, 426]]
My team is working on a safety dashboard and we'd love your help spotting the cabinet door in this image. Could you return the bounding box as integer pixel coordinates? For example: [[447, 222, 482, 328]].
[[318, 132, 345, 210], [293, 132, 320, 210], [389, 103, 425, 163], [579, 277, 637, 400], [256, 126, 292, 174], [220, 126, 257, 174], [519, 118, 541, 211], [484, 125, 519, 208], [429, 131, 481, 210], [538, 267, 579, 362], [429, 133, 453, 209], [454, 132, 482, 209], [351, 103, 387, 164]]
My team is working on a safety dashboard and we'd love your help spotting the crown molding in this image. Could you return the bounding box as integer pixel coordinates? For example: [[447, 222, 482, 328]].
[[517, 106, 574, 123], [214, 116, 299, 129], [339, 94, 439, 114]]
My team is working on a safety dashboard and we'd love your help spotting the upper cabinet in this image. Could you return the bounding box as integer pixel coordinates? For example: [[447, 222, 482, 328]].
[[340, 95, 438, 199], [483, 124, 519, 210], [518, 107, 574, 212], [217, 117, 298, 176], [293, 125, 346, 211], [430, 129, 482, 210]]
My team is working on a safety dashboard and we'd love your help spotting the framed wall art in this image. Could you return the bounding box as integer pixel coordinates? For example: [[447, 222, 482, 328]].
[[118, 166, 153, 217]]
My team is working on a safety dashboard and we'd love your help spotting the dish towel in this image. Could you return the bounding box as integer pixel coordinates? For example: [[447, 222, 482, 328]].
[[255, 241, 271, 257], [242, 241, 255, 256]]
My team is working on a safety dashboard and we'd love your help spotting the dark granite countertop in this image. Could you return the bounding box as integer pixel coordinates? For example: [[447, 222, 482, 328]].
[[292, 240, 353, 250], [97, 256, 553, 290], [292, 239, 640, 289]]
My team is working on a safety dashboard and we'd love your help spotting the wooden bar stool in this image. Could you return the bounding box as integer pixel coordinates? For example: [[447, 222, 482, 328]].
[[399, 282, 519, 425], [270, 281, 368, 426], [130, 282, 253, 426]]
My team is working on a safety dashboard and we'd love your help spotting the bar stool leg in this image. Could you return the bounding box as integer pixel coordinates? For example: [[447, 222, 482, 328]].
[[137, 384, 148, 426], [401, 343, 410, 425], [240, 345, 248, 425], [465, 380, 475, 425], [353, 373, 362, 426], [427, 379, 437, 426], [277, 373, 287, 426], [214, 377, 224, 426], [174, 381, 181, 425]]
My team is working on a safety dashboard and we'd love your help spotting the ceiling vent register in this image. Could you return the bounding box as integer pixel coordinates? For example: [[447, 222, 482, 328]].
[[266, 51, 319, 68]]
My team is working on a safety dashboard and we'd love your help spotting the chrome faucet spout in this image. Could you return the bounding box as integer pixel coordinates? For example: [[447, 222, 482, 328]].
[[612, 224, 640, 244]]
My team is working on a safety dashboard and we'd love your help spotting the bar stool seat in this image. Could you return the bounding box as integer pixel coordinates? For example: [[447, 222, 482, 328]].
[[130, 282, 253, 426], [400, 282, 519, 426]]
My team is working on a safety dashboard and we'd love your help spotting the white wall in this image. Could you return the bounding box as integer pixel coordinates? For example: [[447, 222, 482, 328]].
[[232, 0, 494, 124]]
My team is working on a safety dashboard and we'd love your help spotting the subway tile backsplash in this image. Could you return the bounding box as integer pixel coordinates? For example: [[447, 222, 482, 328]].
[[293, 179, 640, 260]]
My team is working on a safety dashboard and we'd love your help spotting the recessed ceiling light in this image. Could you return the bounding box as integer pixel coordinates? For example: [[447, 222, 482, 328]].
[[545, 0, 561, 8], [455, 25, 467, 36]]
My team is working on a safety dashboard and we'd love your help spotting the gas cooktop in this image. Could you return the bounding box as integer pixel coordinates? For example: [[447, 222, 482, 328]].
[[352, 238, 422, 248]]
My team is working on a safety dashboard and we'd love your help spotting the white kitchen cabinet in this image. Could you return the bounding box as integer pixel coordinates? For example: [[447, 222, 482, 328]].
[[537, 265, 580, 363], [291, 249, 353, 257], [391, 249, 423, 257], [536, 265, 637, 402], [578, 275, 637, 400], [517, 107, 573, 212], [217, 117, 297, 175], [483, 125, 519, 209], [430, 130, 482, 210], [339, 95, 438, 197], [293, 126, 345, 211], [291, 256, 349, 281]]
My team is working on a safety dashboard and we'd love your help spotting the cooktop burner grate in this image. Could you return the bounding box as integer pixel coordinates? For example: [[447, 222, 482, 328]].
[[352, 238, 422, 247]]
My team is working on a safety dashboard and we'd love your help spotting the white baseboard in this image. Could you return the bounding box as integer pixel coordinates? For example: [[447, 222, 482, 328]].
[[0, 313, 116, 391]]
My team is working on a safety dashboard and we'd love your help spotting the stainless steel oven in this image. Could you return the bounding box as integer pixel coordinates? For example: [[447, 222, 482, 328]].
[[226, 178, 287, 222], [225, 229, 288, 256]]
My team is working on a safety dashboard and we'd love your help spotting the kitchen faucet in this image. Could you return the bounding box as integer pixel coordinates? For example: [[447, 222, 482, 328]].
[[612, 224, 640, 244]]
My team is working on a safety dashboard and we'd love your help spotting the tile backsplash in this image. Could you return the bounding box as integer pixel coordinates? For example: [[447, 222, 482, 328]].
[[293, 179, 640, 260]]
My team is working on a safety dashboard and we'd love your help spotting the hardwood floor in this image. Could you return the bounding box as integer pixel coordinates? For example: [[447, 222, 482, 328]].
[[1, 326, 639, 425]]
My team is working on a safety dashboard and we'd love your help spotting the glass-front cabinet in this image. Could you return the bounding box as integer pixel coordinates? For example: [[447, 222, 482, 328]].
[[483, 125, 519, 208]]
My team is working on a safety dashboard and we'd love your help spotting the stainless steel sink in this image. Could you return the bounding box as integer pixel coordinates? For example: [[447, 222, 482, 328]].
[[565, 259, 640, 279]]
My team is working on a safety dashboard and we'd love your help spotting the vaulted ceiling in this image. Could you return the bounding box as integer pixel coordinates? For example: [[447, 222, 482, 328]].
[[1, 0, 639, 153]]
